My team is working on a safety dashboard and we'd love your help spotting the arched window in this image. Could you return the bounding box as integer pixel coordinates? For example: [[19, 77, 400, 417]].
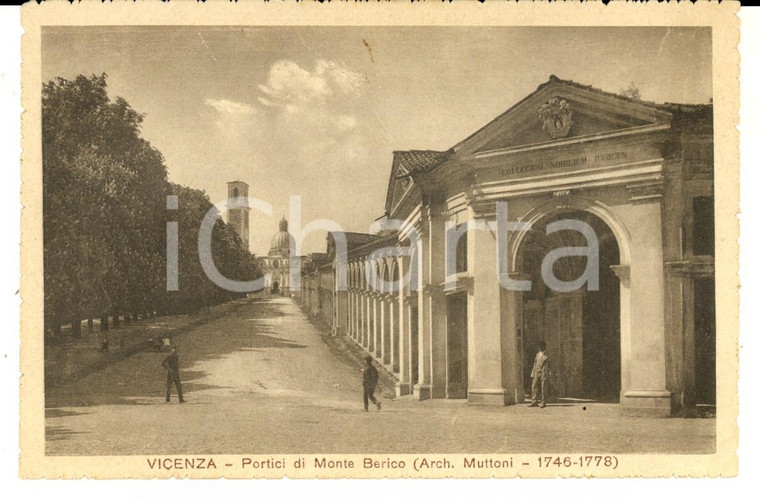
[[273, 260, 279, 267], [233, 187, 239, 198]]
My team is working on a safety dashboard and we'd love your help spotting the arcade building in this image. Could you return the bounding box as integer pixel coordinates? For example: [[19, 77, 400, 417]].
[[296, 76, 715, 416]]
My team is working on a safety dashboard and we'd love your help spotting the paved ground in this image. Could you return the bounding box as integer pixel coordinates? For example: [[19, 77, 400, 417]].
[[46, 297, 715, 455]]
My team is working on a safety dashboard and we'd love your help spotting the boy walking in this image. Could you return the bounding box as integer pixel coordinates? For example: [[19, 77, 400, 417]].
[[362, 356, 381, 411]]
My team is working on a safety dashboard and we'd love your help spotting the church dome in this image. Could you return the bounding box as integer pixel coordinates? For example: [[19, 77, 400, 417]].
[[269, 217, 294, 256]]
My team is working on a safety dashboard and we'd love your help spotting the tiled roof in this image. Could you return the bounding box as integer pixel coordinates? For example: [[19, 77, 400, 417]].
[[335, 232, 381, 249], [394, 150, 449, 175]]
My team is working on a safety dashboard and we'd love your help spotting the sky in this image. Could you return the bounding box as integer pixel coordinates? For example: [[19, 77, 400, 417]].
[[41, 26, 712, 256]]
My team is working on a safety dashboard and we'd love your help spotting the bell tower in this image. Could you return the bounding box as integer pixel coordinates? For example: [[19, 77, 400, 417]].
[[226, 180, 250, 249]]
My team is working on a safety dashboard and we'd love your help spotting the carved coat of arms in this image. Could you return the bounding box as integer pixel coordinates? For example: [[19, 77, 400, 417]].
[[537, 97, 573, 139]]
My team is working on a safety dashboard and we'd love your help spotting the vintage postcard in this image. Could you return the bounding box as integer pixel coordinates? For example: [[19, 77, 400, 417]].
[[19, 1, 739, 478]]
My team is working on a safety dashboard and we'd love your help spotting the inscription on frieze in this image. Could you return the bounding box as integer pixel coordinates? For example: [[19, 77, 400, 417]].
[[500, 151, 629, 177]]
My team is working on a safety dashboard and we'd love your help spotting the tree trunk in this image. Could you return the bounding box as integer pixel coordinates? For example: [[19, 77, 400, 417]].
[[133, 311, 140, 322], [87, 318, 94, 334], [71, 319, 81, 338], [100, 316, 109, 332], [113, 312, 120, 328]]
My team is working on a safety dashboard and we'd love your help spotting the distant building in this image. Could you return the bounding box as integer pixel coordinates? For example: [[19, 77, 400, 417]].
[[226, 181, 250, 249], [257, 217, 296, 295]]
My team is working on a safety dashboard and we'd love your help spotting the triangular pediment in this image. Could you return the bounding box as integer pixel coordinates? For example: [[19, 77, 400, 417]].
[[455, 76, 673, 157], [384, 150, 446, 216], [384, 154, 414, 216]]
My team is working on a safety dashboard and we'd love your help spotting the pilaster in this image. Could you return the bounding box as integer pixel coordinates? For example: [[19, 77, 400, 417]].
[[618, 181, 672, 416]]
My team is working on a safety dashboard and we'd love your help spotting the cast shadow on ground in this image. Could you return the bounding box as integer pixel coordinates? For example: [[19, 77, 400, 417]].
[[46, 300, 303, 409], [45, 408, 92, 419], [45, 425, 90, 443]]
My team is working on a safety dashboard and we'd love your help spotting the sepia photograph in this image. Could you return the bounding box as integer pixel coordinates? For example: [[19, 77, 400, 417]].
[[18, 2, 740, 479]]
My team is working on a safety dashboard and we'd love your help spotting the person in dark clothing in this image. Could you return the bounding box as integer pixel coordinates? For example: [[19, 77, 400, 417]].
[[362, 355, 381, 411], [162, 347, 185, 403]]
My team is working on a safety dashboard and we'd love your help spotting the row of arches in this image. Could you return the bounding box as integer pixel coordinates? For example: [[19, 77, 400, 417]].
[[344, 254, 411, 378], [345, 255, 407, 294]]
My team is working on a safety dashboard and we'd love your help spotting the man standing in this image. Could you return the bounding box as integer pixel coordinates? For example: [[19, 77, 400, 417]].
[[528, 341, 551, 408], [162, 347, 185, 404], [362, 356, 381, 412]]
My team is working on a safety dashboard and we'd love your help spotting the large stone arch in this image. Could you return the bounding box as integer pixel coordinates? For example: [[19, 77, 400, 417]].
[[505, 194, 630, 403], [507, 195, 632, 273]]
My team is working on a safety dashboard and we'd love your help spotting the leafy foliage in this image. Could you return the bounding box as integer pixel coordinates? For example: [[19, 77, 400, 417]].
[[619, 81, 642, 101], [43, 74, 261, 339]]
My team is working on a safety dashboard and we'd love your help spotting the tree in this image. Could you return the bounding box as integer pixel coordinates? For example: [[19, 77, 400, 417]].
[[43, 73, 261, 343], [43, 74, 167, 337], [165, 184, 262, 314], [619, 82, 642, 101]]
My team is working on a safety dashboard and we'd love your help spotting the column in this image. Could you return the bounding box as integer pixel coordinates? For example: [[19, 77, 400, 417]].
[[381, 296, 392, 365], [367, 293, 375, 353], [364, 293, 370, 349], [359, 292, 364, 345], [355, 290, 360, 342], [415, 204, 447, 400], [354, 291, 359, 340], [391, 297, 400, 373], [348, 291, 354, 339], [358, 292, 363, 346], [395, 257, 413, 396], [373, 294, 381, 358]]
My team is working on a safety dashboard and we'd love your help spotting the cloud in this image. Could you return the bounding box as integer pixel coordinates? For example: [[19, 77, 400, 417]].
[[258, 59, 365, 107], [205, 98, 258, 135], [316, 60, 365, 95], [204, 59, 369, 190], [205, 98, 256, 116], [256, 60, 364, 136]]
